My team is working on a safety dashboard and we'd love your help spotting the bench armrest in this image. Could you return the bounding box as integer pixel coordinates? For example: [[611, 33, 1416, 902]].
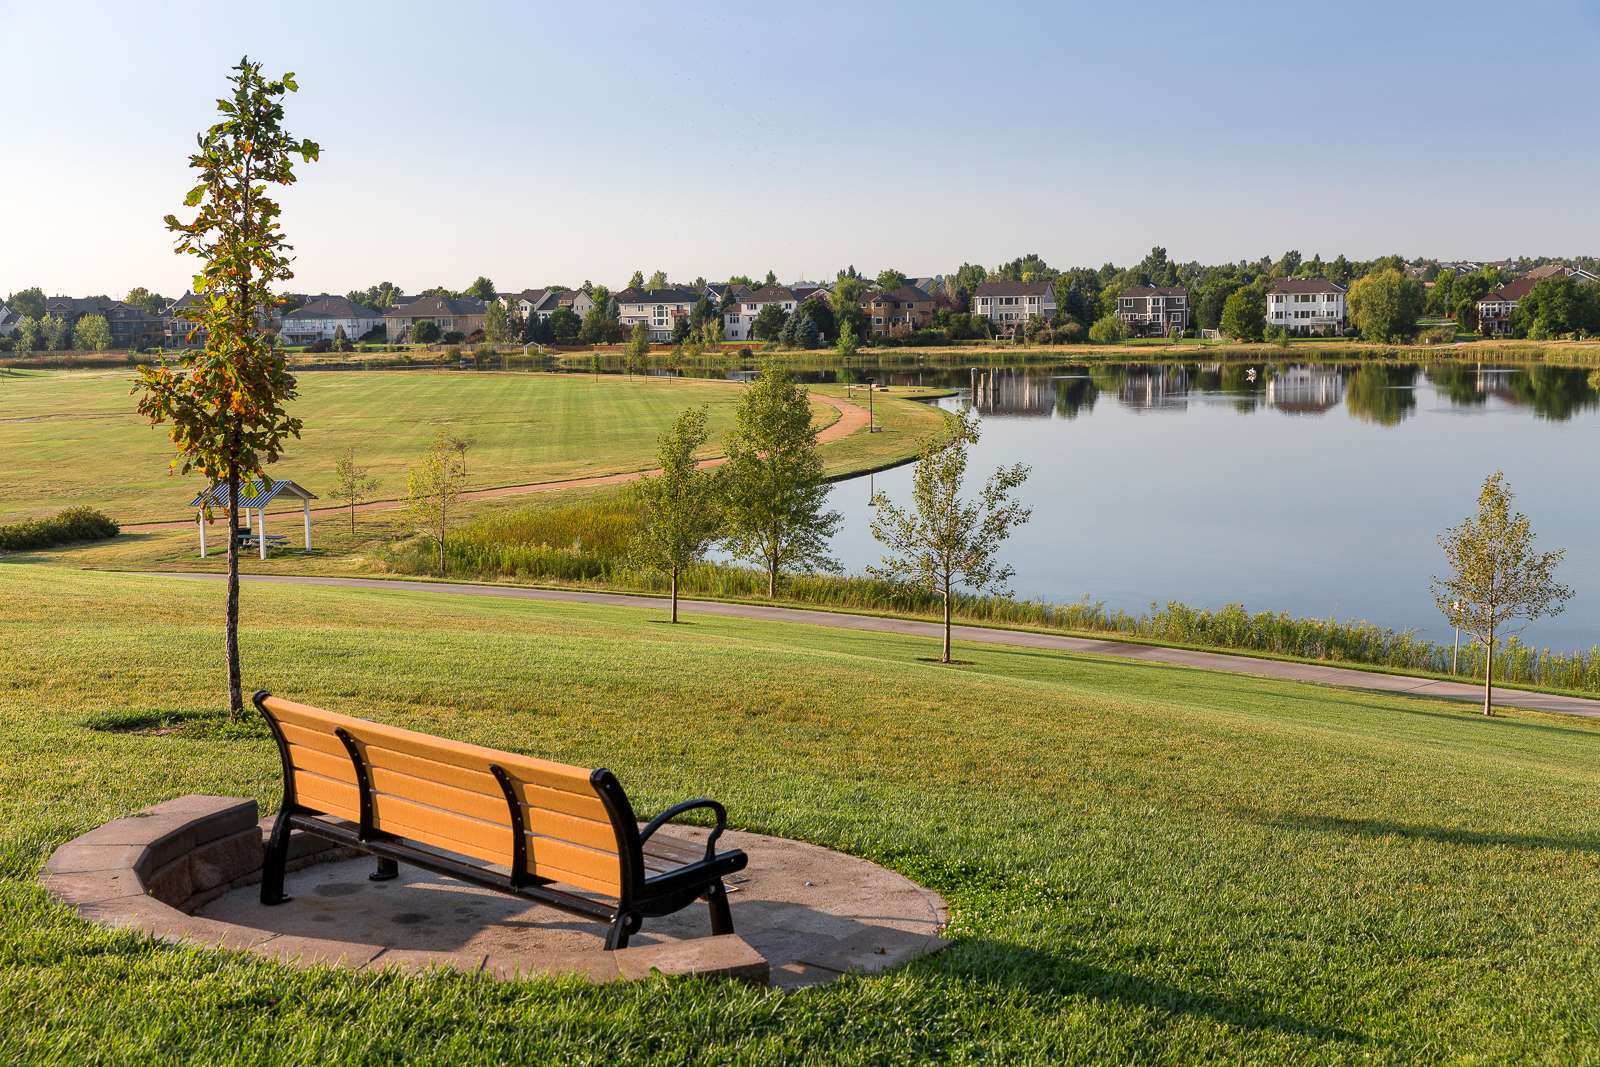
[[639, 798, 727, 863]]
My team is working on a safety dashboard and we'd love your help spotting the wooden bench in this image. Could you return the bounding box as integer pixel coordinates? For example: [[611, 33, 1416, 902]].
[[254, 691, 748, 950]]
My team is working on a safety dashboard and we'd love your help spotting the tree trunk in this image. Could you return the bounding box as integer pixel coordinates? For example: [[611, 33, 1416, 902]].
[[942, 585, 952, 664], [1483, 632, 1494, 716], [768, 562, 776, 599], [226, 463, 243, 721], [349, 502, 355, 534], [671, 569, 679, 624]]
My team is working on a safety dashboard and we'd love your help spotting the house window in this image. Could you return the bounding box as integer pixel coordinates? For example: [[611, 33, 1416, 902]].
[[873, 317, 883, 325], [979, 297, 990, 306], [1122, 298, 1134, 308], [1027, 296, 1037, 304]]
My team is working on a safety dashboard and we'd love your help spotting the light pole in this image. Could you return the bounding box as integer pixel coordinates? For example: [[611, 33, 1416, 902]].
[[864, 377, 876, 433]]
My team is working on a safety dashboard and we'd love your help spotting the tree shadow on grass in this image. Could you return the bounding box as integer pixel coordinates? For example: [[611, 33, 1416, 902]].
[[938, 940, 1362, 1044], [1243, 809, 1598, 855]]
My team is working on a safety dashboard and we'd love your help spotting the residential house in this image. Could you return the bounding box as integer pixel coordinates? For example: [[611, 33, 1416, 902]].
[[1115, 286, 1189, 337], [0, 305, 17, 336], [614, 287, 703, 342], [1523, 263, 1599, 284], [1476, 277, 1540, 336], [1266, 278, 1347, 336], [860, 285, 935, 336], [162, 292, 208, 346], [382, 295, 488, 343], [725, 285, 802, 342], [42, 296, 163, 347], [282, 296, 385, 344], [972, 281, 1056, 335]]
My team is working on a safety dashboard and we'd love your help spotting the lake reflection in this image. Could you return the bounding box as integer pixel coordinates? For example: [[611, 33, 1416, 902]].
[[808, 361, 1599, 650]]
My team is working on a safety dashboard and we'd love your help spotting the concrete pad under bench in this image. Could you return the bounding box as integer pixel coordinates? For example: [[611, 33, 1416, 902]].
[[42, 795, 948, 988]]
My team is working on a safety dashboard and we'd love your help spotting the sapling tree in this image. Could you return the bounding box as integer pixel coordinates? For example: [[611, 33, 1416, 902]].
[[1432, 471, 1572, 715], [719, 364, 840, 597], [333, 445, 380, 533], [134, 57, 318, 720], [404, 431, 468, 571], [631, 407, 721, 623], [625, 321, 649, 379], [870, 409, 1031, 663]]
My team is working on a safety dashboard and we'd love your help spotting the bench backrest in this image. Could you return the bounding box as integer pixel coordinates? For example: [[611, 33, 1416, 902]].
[[259, 694, 630, 897]]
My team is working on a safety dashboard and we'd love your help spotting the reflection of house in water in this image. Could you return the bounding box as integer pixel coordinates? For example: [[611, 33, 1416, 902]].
[[1266, 366, 1344, 414], [1116, 365, 1190, 411], [970, 368, 1055, 417]]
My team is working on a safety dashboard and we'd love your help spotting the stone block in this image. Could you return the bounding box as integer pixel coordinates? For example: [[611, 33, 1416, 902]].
[[796, 925, 948, 977], [144, 855, 193, 908], [614, 935, 769, 985], [366, 950, 486, 976], [154, 915, 279, 952], [190, 828, 263, 891], [249, 935, 383, 971], [71, 816, 195, 877], [483, 952, 620, 984], [45, 843, 145, 875], [178, 883, 233, 914], [38, 869, 144, 905], [73, 894, 181, 932], [141, 796, 258, 848]]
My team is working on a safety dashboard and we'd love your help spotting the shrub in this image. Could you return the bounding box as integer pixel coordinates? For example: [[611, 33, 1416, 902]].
[[411, 318, 440, 343], [1088, 313, 1128, 344], [0, 507, 119, 551], [1420, 325, 1456, 345], [308, 339, 332, 353], [1265, 324, 1290, 348], [443, 331, 466, 344]]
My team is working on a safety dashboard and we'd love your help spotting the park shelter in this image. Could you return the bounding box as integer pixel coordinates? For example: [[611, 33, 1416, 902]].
[[189, 479, 318, 560]]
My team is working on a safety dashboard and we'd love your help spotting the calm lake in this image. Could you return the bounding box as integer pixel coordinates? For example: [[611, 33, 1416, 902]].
[[783, 361, 1599, 651]]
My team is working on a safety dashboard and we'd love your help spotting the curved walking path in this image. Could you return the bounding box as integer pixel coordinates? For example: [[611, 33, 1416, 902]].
[[122, 394, 872, 532], [139, 572, 1600, 719]]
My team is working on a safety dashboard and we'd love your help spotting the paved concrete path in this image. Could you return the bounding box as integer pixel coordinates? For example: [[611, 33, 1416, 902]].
[[140, 572, 1600, 719], [123, 393, 871, 532]]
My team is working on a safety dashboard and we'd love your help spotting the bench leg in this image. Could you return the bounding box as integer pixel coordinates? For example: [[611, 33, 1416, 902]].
[[260, 809, 294, 906], [705, 880, 734, 937], [369, 857, 399, 882], [605, 909, 641, 951]]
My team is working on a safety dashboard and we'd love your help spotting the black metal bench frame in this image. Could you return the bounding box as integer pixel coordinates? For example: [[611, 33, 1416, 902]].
[[254, 690, 748, 950]]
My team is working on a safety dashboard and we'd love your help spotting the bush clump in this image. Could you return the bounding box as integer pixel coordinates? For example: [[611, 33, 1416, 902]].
[[0, 507, 120, 551]]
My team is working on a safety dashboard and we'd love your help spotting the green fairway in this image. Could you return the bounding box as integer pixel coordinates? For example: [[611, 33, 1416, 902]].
[[0, 370, 813, 526], [6, 566, 1600, 1063]]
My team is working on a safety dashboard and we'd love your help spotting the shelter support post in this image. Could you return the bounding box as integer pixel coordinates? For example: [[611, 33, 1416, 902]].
[[198, 512, 206, 558], [303, 499, 311, 550], [259, 509, 268, 560]]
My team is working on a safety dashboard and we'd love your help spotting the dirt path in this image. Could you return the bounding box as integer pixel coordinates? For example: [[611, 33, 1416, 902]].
[[124, 393, 872, 532], [139, 572, 1600, 719]]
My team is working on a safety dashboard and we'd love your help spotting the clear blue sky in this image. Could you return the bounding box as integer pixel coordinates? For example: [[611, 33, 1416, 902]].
[[2, 0, 1597, 300]]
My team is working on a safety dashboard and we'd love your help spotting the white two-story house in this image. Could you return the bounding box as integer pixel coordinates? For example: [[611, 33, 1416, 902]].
[[1266, 279, 1346, 336], [614, 287, 703, 342], [282, 296, 385, 344], [972, 281, 1056, 336], [725, 285, 801, 342], [1116, 286, 1189, 337]]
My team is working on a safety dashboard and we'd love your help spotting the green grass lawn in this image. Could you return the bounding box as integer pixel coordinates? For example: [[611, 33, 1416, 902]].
[[0, 370, 916, 527], [6, 566, 1600, 1064]]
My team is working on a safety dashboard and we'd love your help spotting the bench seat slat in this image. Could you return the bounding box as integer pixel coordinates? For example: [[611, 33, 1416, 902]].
[[278, 719, 354, 763], [287, 742, 359, 787], [364, 773, 621, 855]]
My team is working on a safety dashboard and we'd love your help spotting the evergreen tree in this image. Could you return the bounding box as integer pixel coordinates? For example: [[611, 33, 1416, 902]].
[[795, 314, 821, 350]]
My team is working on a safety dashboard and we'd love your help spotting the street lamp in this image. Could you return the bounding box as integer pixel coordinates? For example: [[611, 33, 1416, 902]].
[[864, 377, 876, 433]]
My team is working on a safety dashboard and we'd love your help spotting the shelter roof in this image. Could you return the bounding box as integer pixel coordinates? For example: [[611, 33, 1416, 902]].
[[190, 479, 318, 509]]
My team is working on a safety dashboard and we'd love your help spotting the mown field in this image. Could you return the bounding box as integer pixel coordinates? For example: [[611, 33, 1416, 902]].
[[5, 566, 1600, 1064], [0, 370, 947, 527]]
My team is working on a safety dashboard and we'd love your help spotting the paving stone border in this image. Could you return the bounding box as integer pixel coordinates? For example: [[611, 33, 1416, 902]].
[[41, 795, 945, 987]]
